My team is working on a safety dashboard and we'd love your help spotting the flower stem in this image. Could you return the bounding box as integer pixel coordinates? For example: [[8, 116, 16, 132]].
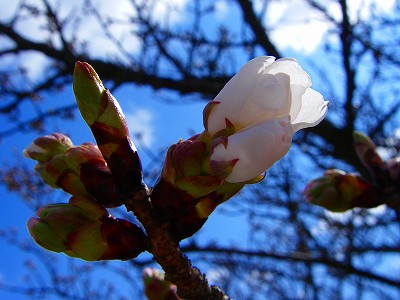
[[125, 184, 230, 300]]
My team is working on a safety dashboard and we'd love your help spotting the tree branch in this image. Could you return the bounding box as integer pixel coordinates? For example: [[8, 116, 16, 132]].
[[182, 243, 400, 288], [124, 186, 230, 300], [236, 0, 281, 57]]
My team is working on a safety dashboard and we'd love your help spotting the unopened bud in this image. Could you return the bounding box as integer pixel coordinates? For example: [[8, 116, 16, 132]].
[[73, 61, 143, 196], [304, 169, 384, 212], [24, 134, 121, 207], [27, 196, 147, 261], [23, 133, 73, 162]]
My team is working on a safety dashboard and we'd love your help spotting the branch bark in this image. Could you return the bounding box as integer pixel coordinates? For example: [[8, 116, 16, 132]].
[[125, 186, 230, 300]]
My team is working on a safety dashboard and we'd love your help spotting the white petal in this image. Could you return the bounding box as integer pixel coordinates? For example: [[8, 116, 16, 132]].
[[23, 143, 46, 157], [288, 84, 306, 121], [211, 117, 293, 183], [292, 89, 328, 132], [236, 73, 291, 127], [266, 58, 311, 88], [207, 57, 277, 134]]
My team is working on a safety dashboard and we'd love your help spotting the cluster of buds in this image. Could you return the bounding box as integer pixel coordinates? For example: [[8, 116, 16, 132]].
[[24, 62, 148, 261], [305, 132, 400, 213], [151, 133, 245, 240], [28, 195, 147, 261], [23, 133, 121, 207], [152, 56, 328, 240], [24, 57, 328, 258]]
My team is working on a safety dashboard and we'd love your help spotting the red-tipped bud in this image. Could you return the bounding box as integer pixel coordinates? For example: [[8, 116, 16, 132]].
[[27, 196, 147, 261], [24, 134, 121, 207], [304, 169, 384, 212], [23, 133, 73, 162], [152, 135, 224, 221], [73, 61, 143, 196]]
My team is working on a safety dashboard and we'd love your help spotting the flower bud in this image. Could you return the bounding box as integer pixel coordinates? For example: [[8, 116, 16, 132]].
[[143, 268, 180, 300], [64, 143, 121, 206], [24, 134, 121, 207], [27, 196, 147, 261], [73, 61, 143, 196], [353, 131, 386, 180], [204, 56, 328, 183], [304, 169, 384, 212], [151, 134, 224, 221], [23, 133, 73, 162]]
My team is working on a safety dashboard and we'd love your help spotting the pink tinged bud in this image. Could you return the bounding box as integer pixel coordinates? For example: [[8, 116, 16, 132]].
[[23, 133, 73, 162], [211, 117, 293, 183], [304, 169, 383, 212], [155, 137, 223, 201], [73, 62, 143, 196], [73, 61, 130, 146], [27, 196, 147, 261], [64, 143, 104, 173]]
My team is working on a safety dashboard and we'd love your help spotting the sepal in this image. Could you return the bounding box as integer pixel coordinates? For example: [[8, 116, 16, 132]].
[[203, 100, 220, 131], [210, 158, 239, 180]]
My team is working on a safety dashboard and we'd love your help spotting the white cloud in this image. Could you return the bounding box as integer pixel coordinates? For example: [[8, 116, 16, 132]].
[[150, 0, 188, 24], [265, 0, 335, 54], [125, 108, 154, 148], [264, 0, 396, 54], [1, 0, 188, 66], [206, 267, 230, 283], [214, 0, 229, 20]]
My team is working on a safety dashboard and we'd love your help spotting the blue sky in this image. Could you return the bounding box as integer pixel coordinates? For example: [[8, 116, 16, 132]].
[[1, 0, 399, 299]]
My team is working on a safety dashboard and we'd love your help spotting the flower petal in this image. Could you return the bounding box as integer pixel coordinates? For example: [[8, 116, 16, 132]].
[[211, 116, 293, 183], [207, 57, 270, 134], [265, 58, 311, 88], [292, 89, 328, 132], [236, 73, 291, 127]]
